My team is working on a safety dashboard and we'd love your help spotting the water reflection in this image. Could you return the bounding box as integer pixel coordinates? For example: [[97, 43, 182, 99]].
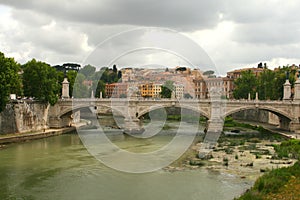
[[0, 119, 252, 200]]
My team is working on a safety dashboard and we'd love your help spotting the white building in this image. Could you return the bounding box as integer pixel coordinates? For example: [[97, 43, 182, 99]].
[[153, 83, 162, 98], [174, 84, 184, 99]]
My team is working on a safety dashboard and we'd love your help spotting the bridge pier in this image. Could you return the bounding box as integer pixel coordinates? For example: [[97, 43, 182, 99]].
[[290, 120, 300, 133], [207, 119, 224, 133], [49, 115, 72, 128], [123, 117, 144, 134], [278, 117, 291, 130]]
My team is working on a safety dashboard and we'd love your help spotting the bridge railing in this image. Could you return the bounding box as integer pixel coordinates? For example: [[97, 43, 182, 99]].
[[58, 98, 288, 104]]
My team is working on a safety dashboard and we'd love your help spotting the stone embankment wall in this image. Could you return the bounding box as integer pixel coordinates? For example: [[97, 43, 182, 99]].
[[0, 101, 49, 134], [232, 109, 279, 125]]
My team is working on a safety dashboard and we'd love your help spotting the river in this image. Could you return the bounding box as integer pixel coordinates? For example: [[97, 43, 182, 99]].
[[0, 118, 253, 200]]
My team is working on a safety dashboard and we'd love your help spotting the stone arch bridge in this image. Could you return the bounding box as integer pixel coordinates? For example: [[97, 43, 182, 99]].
[[48, 98, 300, 133]]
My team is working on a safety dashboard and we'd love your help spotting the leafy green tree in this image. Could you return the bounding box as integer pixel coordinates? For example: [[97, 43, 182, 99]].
[[0, 52, 22, 112], [118, 70, 122, 79], [90, 70, 102, 82], [161, 80, 174, 98], [257, 69, 275, 100], [79, 64, 96, 79], [72, 73, 89, 98], [233, 70, 257, 99], [113, 64, 117, 73], [56, 69, 78, 98], [184, 93, 193, 99], [120, 93, 127, 98], [94, 80, 105, 98], [203, 70, 214, 76], [272, 66, 296, 100], [22, 59, 60, 105], [66, 70, 77, 97]]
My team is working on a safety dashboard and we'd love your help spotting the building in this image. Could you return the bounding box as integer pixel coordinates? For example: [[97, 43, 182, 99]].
[[153, 83, 162, 98], [139, 83, 162, 98], [222, 77, 234, 99], [139, 83, 154, 98], [194, 77, 234, 99], [174, 84, 184, 99], [121, 68, 135, 82], [227, 67, 264, 79], [194, 78, 207, 99], [105, 83, 128, 98]]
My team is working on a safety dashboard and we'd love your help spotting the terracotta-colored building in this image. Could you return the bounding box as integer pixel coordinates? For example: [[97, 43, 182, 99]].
[[227, 67, 264, 79], [105, 83, 128, 98], [194, 77, 234, 99]]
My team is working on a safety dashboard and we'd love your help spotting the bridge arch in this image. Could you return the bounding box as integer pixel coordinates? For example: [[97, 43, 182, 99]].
[[223, 105, 293, 121], [59, 104, 125, 118], [137, 104, 210, 119]]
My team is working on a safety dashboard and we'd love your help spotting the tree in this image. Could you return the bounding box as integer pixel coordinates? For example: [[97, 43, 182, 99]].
[[72, 73, 89, 98], [160, 81, 174, 98], [203, 70, 215, 76], [94, 80, 105, 98], [272, 66, 296, 100], [0, 52, 22, 112], [79, 64, 96, 79], [56, 68, 78, 98], [233, 70, 257, 99], [257, 69, 275, 100], [66, 70, 77, 97], [120, 93, 127, 98], [22, 59, 60, 105], [118, 70, 122, 79], [113, 64, 117, 73], [184, 93, 193, 99]]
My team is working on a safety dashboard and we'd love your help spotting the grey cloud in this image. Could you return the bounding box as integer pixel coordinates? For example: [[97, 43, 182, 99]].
[[232, 22, 300, 45], [83, 28, 215, 71], [11, 8, 51, 26], [1, 0, 300, 72], [0, 0, 224, 31], [223, 0, 300, 24]]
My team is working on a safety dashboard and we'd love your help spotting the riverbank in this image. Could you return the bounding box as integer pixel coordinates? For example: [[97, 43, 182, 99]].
[[0, 120, 91, 147], [237, 139, 300, 199], [165, 121, 297, 179], [236, 120, 300, 140], [0, 127, 76, 147], [162, 119, 300, 199]]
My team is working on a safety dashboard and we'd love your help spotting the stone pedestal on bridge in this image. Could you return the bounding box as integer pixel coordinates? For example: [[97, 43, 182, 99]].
[[294, 78, 300, 101], [62, 78, 70, 99], [283, 79, 291, 100]]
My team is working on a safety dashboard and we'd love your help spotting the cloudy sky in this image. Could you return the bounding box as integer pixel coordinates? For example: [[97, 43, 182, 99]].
[[0, 0, 300, 75]]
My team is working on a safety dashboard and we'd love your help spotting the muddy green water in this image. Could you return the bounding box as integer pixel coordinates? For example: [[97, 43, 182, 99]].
[[0, 122, 253, 200]]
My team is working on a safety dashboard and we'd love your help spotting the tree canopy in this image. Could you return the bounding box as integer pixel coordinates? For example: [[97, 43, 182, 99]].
[[22, 59, 60, 105], [0, 52, 22, 112], [233, 70, 257, 99], [203, 70, 215, 76], [233, 66, 297, 100], [160, 80, 174, 98]]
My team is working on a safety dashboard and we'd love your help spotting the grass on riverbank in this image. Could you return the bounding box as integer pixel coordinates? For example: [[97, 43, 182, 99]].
[[237, 139, 300, 200], [223, 117, 287, 142]]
